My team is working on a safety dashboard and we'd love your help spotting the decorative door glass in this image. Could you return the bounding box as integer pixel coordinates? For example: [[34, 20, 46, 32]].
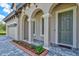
[[58, 10, 73, 45]]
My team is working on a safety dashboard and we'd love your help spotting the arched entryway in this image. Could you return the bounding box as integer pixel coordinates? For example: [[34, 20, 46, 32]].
[[31, 9, 44, 45], [23, 15, 29, 41], [49, 3, 78, 48]]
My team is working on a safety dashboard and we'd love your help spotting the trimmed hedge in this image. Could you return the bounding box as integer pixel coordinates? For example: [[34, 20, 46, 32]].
[[0, 32, 6, 35]]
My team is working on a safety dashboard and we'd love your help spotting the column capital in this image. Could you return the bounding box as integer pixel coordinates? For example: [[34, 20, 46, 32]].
[[42, 13, 52, 18], [14, 15, 16, 18], [22, 7, 25, 12], [27, 18, 32, 22]]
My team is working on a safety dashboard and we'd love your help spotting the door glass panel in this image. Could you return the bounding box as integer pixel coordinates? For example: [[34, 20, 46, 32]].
[[42, 18, 44, 35], [33, 21, 35, 34], [58, 10, 73, 45]]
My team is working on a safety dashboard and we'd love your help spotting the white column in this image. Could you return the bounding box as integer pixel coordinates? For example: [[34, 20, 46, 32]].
[[28, 18, 32, 44], [15, 16, 19, 40], [43, 13, 49, 50], [20, 17, 24, 40], [19, 11, 24, 40]]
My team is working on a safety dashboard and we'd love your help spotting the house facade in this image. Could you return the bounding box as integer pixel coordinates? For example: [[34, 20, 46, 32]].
[[3, 3, 79, 49]]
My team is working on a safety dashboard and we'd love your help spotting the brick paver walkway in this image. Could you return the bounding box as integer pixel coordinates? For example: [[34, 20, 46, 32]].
[[0, 36, 29, 56]]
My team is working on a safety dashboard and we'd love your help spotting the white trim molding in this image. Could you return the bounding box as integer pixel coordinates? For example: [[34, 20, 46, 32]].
[[55, 6, 77, 48], [28, 18, 32, 43], [43, 13, 49, 50], [40, 16, 44, 37], [7, 22, 17, 26], [32, 19, 36, 36]]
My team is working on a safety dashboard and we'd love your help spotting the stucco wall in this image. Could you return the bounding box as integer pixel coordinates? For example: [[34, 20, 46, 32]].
[[25, 3, 52, 16]]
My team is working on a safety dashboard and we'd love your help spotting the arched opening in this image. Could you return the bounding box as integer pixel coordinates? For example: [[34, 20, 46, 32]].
[[49, 3, 78, 48], [31, 9, 44, 45], [23, 15, 28, 41]]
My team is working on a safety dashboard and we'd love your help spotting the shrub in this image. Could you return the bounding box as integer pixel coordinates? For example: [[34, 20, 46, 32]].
[[17, 41, 21, 44], [0, 32, 6, 35], [12, 40, 45, 55], [35, 45, 44, 54], [12, 40, 21, 44]]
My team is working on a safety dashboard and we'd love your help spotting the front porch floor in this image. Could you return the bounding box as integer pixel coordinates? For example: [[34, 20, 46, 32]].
[[47, 45, 79, 56], [29, 39, 79, 56]]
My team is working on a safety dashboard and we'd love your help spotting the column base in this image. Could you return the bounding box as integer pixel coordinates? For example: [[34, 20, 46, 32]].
[[28, 41, 32, 44], [43, 46, 49, 50]]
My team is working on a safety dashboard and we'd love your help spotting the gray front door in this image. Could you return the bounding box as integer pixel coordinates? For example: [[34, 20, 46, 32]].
[[58, 10, 73, 46]]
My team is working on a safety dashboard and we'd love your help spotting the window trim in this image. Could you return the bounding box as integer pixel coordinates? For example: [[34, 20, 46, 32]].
[[55, 6, 77, 48], [32, 19, 36, 36], [40, 17, 44, 37]]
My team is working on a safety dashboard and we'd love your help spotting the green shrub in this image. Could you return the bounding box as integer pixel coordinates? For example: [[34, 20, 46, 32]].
[[0, 32, 6, 35], [35, 45, 44, 54]]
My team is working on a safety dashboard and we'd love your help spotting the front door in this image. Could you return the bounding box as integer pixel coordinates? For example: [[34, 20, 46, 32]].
[[58, 10, 73, 46]]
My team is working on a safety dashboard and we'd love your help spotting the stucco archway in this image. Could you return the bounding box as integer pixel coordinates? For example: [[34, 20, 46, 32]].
[[31, 8, 44, 45], [21, 15, 29, 41], [49, 3, 79, 14]]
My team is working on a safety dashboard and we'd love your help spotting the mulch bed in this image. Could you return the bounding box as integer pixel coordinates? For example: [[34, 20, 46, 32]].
[[12, 40, 48, 56]]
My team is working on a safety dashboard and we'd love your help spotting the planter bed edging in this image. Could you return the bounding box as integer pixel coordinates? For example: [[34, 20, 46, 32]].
[[11, 41, 48, 56]]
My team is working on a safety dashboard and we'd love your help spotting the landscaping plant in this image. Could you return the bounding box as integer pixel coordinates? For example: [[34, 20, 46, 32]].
[[12, 40, 46, 55], [35, 45, 44, 54]]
